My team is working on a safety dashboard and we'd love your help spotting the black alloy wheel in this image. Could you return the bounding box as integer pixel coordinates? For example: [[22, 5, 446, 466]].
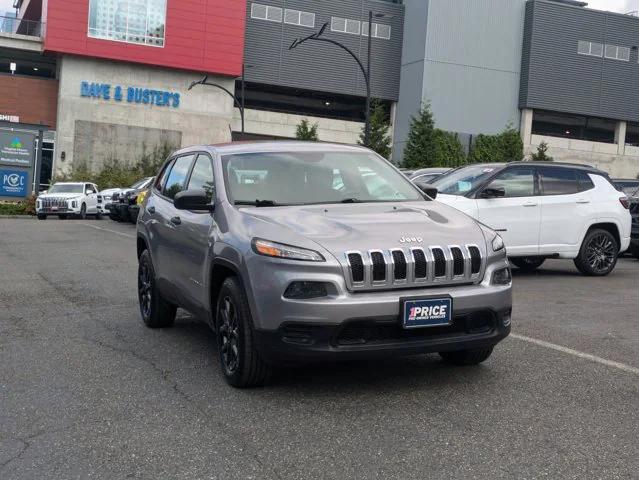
[[574, 229, 619, 276], [218, 296, 240, 376]]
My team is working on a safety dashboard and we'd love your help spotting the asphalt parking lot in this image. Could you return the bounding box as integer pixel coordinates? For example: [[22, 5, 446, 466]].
[[1, 218, 638, 479]]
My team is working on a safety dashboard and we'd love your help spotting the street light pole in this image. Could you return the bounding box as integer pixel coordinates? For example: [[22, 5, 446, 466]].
[[289, 21, 373, 147], [364, 10, 373, 146]]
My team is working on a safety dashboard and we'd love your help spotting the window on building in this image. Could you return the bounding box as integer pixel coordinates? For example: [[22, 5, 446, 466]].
[[532, 110, 617, 144], [604, 44, 630, 61], [625, 122, 639, 146], [88, 0, 167, 47], [577, 40, 603, 57], [331, 17, 361, 35], [362, 22, 392, 40], [251, 3, 282, 23], [284, 9, 315, 28]]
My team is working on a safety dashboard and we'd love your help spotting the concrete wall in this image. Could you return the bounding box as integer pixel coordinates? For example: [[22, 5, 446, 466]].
[[55, 55, 235, 174], [393, 0, 527, 162], [233, 108, 363, 144]]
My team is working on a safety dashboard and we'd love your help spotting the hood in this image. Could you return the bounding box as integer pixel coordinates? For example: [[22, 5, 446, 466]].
[[38, 192, 84, 199], [239, 201, 487, 257], [99, 188, 123, 195]]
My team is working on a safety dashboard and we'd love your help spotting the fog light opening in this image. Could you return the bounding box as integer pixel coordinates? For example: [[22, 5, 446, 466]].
[[283, 281, 328, 300], [492, 267, 512, 286]]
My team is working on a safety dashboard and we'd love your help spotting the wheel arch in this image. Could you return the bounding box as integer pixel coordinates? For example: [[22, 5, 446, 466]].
[[208, 258, 244, 330], [585, 222, 620, 248], [136, 235, 149, 259]]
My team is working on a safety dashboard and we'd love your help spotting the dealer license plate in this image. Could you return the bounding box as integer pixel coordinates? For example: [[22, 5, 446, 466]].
[[402, 297, 453, 329]]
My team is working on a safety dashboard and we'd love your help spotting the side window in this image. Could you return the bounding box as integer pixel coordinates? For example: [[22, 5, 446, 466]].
[[576, 171, 595, 192], [164, 154, 195, 200], [155, 160, 174, 194], [540, 167, 579, 196], [85, 183, 97, 194], [187, 154, 215, 202], [486, 168, 536, 198]]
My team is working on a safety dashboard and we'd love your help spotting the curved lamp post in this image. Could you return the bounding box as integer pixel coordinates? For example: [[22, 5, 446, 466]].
[[289, 17, 373, 147]]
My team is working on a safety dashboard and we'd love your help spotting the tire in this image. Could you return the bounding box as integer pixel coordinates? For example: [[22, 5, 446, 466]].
[[138, 250, 177, 328], [574, 228, 619, 276], [95, 211, 102, 220], [78, 203, 87, 220], [58, 214, 68, 220], [37, 213, 47, 220], [510, 257, 545, 272], [216, 277, 271, 388], [439, 348, 494, 366], [631, 245, 639, 260]]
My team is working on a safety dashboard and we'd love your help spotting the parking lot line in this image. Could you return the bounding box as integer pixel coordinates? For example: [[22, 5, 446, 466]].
[[511, 333, 639, 375], [80, 223, 136, 239]]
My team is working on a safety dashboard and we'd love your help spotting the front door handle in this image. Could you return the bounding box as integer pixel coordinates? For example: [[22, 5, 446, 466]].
[[147, 206, 155, 214], [170, 216, 182, 226], [523, 202, 538, 207], [576, 199, 590, 204]]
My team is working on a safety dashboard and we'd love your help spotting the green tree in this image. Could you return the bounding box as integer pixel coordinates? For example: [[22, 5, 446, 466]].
[[359, 99, 392, 159], [402, 104, 437, 168], [432, 129, 467, 167], [530, 141, 553, 161], [468, 126, 523, 163], [295, 119, 319, 141]]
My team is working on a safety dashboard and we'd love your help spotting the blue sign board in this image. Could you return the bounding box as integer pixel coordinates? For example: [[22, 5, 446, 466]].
[[80, 81, 181, 108], [0, 169, 29, 198]]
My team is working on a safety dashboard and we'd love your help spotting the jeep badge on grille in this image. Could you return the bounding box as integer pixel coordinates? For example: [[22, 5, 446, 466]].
[[399, 237, 423, 244]]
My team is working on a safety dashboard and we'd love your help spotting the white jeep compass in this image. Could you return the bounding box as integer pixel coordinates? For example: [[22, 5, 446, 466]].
[[432, 162, 631, 276]]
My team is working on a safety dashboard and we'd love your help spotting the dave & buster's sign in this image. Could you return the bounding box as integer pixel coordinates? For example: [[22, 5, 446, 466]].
[[80, 81, 181, 108]]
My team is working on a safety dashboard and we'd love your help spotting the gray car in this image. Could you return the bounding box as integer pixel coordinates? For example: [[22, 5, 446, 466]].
[[136, 142, 512, 388]]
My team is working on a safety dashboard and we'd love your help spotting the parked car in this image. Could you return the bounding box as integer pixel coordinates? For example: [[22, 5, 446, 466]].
[[627, 190, 639, 259], [108, 177, 154, 223], [103, 177, 154, 217], [431, 162, 632, 276], [36, 182, 101, 220], [137, 143, 513, 388], [410, 168, 452, 185]]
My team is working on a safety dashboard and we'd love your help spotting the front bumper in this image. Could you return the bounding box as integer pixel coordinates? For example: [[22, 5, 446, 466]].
[[255, 308, 511, 363]]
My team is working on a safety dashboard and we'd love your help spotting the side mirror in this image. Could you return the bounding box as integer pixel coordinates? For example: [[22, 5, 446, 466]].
[[480, 187, 506, 199], [174, 189, 213, 211], [85, 189, 93, 195], [414, 181, 438, 200]]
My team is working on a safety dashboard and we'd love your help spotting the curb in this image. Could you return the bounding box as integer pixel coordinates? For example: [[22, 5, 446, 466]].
[[0, 215, 35, 219]]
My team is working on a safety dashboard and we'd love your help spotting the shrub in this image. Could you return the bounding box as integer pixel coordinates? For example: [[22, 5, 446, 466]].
[[0, 202, 26, 215], [530, 141, 553, 161], [468, 127, 523, 163], [359, 99, 392, 159], [295, 119, 319, 141]]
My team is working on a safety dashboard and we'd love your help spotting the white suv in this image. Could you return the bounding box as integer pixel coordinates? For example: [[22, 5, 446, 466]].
[[36, 182, 101, 220], [432, 162, 631, 276]]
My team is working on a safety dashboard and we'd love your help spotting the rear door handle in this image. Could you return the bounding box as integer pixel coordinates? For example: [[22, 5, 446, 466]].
[[523, 202, 538, 207], [147, 206, 155, 214], [576, 199, 590, 204], [170, 216, 182, 226]]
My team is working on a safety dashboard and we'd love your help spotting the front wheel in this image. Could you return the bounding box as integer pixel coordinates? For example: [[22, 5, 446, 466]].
[[95, 211, 102, 220], [574, 229, 619, 276], [138, 250, 176, 328], [58, 214, 68, 220], [78, 203, 87, 220], [631, 245, 639, 260], [439, 348, 494, 366], [216, 277, 271, 388], [510, 257, 545, 272], [37, 213, 47, 220]]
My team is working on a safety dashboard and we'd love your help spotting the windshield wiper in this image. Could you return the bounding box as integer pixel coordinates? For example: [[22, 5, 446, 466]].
[[235, 200, 280, 207], [340, 198, 362, 203]]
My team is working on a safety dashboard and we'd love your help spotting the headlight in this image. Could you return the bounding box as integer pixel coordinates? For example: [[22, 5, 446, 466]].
[[252, 238, 325, 262], [492, 234, 505, 252]]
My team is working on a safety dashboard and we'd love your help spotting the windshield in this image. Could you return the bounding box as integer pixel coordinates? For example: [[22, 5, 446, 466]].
[[431, 166, 501, 196], [222, 151, 423, 206], [48, 184, 84, 194]]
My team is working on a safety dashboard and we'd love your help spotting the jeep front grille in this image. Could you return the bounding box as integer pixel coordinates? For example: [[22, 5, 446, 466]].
[[343, 245, 484, 291]]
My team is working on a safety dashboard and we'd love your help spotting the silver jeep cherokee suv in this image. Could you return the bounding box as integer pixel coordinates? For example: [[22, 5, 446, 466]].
[[137, 143, 512, 388]]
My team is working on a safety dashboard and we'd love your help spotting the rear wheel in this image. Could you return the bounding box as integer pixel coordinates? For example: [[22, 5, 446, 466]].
[[138, 250, 176, 328], [439, 348, 494, 366], [574, 229, 619, 276], [216, 277, 271, 388], [37, 213, 47, 220], [95, 211, 102, 220], [510, 257, 545, 272]]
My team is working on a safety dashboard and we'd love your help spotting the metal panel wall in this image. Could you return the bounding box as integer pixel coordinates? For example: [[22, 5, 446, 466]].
[[243, 0, 405, 100], [520, 0, 639, 122]]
